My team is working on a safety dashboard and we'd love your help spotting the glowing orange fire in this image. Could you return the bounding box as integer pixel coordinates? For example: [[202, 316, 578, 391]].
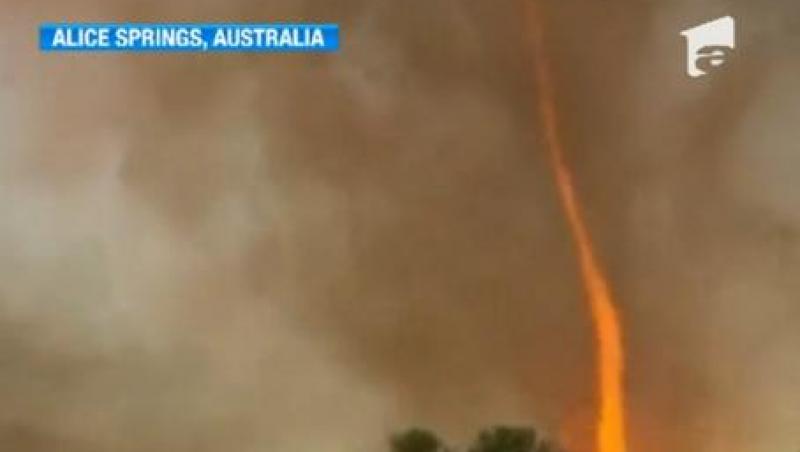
[[526, 3, 628, 452]]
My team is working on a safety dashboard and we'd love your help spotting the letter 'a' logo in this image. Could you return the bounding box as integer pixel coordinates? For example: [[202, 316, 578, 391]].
[[681, 16, 736, 78]]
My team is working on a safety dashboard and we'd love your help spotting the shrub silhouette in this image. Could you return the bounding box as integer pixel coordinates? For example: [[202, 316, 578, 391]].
[[389, 425, 558, 452], [468, 426, 553, 452], [390, 428, 445, 452]]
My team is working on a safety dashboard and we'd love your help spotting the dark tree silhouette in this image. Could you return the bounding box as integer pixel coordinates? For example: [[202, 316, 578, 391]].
[[390, 428, 446, 452], [468, 426, 554, 452]]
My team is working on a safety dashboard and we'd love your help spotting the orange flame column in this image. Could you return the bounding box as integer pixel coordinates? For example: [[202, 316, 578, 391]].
[[526, 3, 628, 452]]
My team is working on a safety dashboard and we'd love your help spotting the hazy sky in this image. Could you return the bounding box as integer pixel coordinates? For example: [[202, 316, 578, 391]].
[[0, 1, 798, 451]]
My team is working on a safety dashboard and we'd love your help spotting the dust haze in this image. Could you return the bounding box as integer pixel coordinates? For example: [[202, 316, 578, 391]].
[[0, 1, 798, 451]]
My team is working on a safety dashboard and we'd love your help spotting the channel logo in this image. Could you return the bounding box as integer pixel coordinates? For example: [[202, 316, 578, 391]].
[[680, 16, 736, 78]]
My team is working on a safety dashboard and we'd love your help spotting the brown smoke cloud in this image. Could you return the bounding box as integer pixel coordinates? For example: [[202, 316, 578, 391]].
[[0, 1, 798, 451]]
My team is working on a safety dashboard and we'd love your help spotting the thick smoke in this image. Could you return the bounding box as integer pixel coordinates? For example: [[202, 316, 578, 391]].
[[0, 1, 798, 452]]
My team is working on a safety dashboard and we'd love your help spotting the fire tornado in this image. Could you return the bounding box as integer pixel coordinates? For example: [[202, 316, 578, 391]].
[[526, 3, 628, 452]]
